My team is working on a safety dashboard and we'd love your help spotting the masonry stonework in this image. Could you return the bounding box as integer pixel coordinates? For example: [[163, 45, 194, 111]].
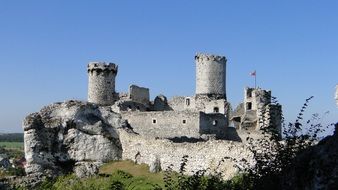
[[23, 52, 286, 181], [87, 62, 118, 105], [195, 53, 227, 99], [129, 85, 150, 105]]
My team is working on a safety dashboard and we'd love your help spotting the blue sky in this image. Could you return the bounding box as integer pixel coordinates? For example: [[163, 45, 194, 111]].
[[0, 1, 337, 133]]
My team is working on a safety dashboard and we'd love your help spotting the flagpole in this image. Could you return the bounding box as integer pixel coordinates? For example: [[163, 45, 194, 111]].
[[250, 70, 257, 89]]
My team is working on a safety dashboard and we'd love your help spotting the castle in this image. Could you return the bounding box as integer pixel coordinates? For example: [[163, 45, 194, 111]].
[[87, 53, 282, 139]]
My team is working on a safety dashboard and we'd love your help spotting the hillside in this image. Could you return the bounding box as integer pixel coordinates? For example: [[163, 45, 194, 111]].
[[0, 133, 24, 142]]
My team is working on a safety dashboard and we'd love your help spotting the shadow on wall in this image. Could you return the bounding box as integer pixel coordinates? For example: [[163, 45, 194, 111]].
[[224, 127, 242, 142], [167, 136, 207, 143], [166, 128, 242, 143]]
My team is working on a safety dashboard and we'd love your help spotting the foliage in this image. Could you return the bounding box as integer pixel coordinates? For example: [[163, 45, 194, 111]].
[[13, 97, 336, 189], [0, 133, 24, 142], [32, 165, 163, 190], [163, 156, 253, 190], [238, 96, 334, 189]]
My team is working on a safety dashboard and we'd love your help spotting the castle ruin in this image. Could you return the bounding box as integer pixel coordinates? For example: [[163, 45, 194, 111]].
[[87, 53, 282, 139]]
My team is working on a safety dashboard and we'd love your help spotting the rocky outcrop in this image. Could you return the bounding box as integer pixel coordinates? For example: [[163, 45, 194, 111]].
[[23, 100, 124, 178], [22, 100, 257, 182], [283, 124, 338, 190]]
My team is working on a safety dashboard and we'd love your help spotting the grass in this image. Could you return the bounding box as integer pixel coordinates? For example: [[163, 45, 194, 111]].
[[0, 142, 24, 150], [100, 160, 165, 187], [31, 160, 165, 190]]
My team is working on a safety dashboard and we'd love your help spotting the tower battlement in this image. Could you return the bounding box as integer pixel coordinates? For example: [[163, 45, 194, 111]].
[[195, 53, 227, 63], [87, 62, 118, 75]]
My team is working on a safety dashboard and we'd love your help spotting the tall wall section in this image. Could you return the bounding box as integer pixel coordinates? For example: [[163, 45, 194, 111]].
[[195, 53, 227, 99], [121, 111, 200, 138], [121, 111, 228, 139], [119, 129, 254, 179], [87, 62, 118, 105]]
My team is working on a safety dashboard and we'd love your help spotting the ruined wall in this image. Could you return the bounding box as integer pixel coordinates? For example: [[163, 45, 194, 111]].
[[168, 96, 196, 111], [121, 110, 228, 139], [244, 87, 271, 112], [195, 97, 228, 114], [121, 111, 201, 138], [152, 95, 172, 111], [258, 104, 282, 136], [129, 85, 150, 105], [195, 53, 227, 98], [119, 130, 254, 179], [111, 100, 148, 113], [88, 62, 118, 105], [200, 113, 227, 137]]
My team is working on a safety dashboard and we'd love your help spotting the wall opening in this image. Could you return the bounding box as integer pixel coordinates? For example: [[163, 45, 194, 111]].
[[247, 90, 252, 98], [186, 98, 190, 106], [182, 119, 186, 124], [247, 102, 252, 110], [213, 107, 219, 113], [185, 98, 190, 106], [152, 119, 157, 124]]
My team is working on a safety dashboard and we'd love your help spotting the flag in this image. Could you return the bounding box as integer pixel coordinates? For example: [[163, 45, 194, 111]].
[[250, 70, 256, 76]]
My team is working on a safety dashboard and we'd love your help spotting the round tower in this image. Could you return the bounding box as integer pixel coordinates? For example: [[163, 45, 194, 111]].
[[87, 62, 118, 105], [195, 53, 227, 99]]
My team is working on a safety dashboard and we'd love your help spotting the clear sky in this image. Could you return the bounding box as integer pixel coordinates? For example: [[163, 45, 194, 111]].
[[0, 1, 337, 133]]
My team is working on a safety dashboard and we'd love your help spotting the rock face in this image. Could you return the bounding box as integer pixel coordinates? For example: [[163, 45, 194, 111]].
[[23, 100, 123, 177], [23, 100, 257, 181], [283, 124, 338, 190]]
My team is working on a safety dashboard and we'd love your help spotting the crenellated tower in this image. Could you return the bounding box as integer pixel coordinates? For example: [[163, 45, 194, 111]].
[[87, 62, 118, 105], [195, 53, 227, 99]]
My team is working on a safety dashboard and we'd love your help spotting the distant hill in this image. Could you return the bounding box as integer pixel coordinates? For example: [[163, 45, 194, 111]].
[[0, 133, 24, 142]]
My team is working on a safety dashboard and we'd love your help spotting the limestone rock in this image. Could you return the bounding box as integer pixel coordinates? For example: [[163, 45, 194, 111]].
[[23, 100, 123, 178], [74, 162, 100, 178]]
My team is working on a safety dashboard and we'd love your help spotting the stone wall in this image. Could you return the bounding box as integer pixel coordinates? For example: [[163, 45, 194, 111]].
[[119, 129, 254, 179], [168, 96, 196, 111], [244, 87, 271, 112], [195, 53, 227, 98], [121, 111, 201, 138], [129, 85, 150, 105], [200, 112, 227, 137], [195, 96, 228, 114], [121, 110, 228, 138], [111, 100, 148, 113], [258, 104, 282, 135]]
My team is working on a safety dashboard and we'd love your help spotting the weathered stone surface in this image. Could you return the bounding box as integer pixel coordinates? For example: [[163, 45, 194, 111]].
[[87, 62, 118, 105], [74, 161, 100, 178], [23, 100, 123, 178], [195, 53, 227, 98], [119, 130, 255, 179]]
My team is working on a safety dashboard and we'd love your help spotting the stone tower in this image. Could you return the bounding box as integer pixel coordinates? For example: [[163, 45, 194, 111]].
[[195, 53, 227, 99], [244, 87, 271, 112], [87, 62, 118, 105]]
